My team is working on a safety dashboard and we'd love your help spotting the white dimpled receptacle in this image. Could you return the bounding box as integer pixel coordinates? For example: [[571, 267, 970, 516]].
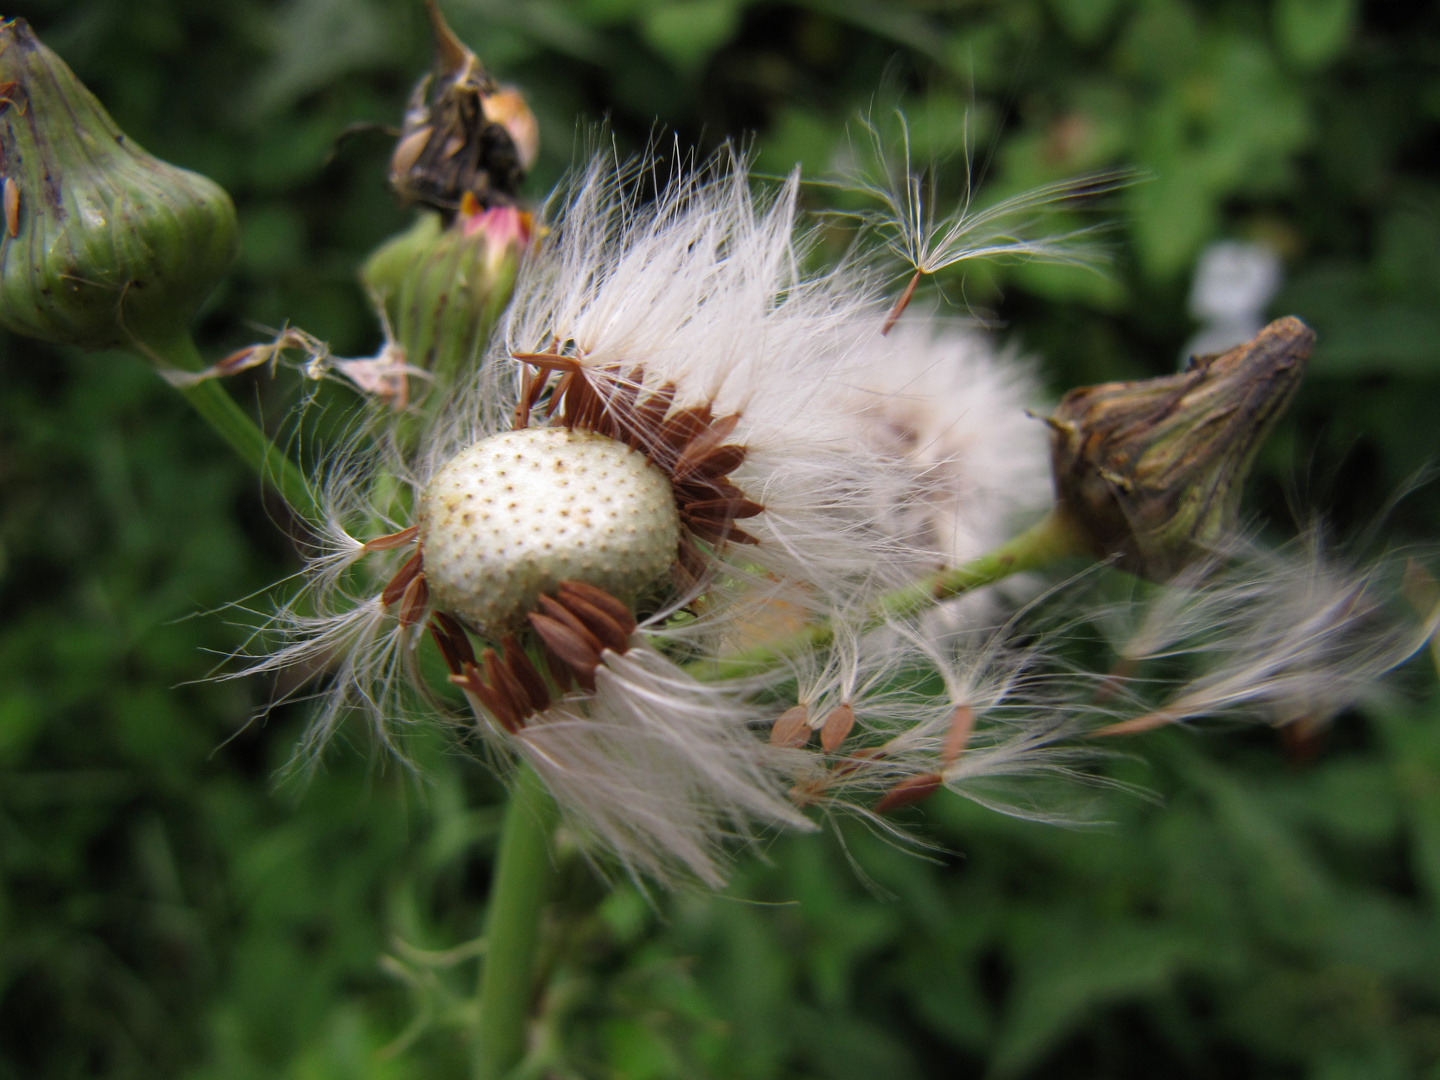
[[418, 428, 681, 634]]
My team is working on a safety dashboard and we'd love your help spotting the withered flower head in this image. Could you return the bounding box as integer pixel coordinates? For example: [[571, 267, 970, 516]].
[[1046, 316, 1311, 580], [389, 1, 538, 216], [0, 17, 238, 353]]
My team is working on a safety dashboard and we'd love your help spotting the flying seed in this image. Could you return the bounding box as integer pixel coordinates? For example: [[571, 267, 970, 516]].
[[881, 269, 924, 336]]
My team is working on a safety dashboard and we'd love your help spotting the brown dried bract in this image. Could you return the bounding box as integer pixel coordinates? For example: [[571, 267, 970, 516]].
[[514, 353, 765, 562]]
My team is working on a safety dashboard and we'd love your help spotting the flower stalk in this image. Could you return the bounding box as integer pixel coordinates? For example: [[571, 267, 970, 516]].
[[153, 332, 320, 519], [0, 18, 316, 518], [686, 508, 1088, 683], [472, 763, 559, 1080]]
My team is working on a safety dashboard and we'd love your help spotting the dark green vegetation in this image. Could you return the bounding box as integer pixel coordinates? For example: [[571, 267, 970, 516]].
[[3, 1, 1439, 1076]]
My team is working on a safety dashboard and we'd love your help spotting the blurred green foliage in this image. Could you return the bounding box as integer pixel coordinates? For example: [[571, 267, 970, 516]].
[[2, 0, 1439, 1077]]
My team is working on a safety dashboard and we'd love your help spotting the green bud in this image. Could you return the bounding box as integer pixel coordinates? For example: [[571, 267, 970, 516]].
[[1046, 316, 1311, 580], [0, 18, 238, 353], [361, 200, 529, 394]]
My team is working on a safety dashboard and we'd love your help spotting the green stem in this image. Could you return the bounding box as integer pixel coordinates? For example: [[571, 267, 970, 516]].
[[141, 333, 319, 519], [473, 763, 560, 1080], [685, 508, 1088, 683]]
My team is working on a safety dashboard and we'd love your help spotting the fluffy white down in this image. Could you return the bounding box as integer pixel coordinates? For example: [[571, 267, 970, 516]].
[[492, 151, 943, 607], [841, 320, 1052, 566]]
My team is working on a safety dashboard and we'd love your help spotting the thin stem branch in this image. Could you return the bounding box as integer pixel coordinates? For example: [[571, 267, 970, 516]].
[[143, 333, 319, 519], [686, 508, 1088, 683], [472, 763, 560, 1080]]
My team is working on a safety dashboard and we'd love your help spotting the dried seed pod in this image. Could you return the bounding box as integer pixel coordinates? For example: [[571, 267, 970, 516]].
[[389, 1, 537, 214], [0, 18, 238, 353], [1046, 317, 1310, 580]]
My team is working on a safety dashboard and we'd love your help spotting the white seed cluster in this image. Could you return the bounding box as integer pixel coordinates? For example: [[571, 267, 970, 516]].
[[418, 428, 681, 633]]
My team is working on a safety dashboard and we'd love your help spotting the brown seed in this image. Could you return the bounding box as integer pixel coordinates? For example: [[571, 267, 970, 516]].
[[770, 705, 811, 748], [450, 661, 520, 733], [485, 647, 538, 722], [363, 524, 420, 552], [672, 413, 739, 476], [942, 704, 975, 767], [681, 443, 746, 481], [685, 516, 758, 545], [819, 703, 856, 753], [833, 745, 885, 778], [1093, 709, 1178, 737], [513, 351, 583, 373], [556, 592, 629, 654], [633, 383, 677, 438], [658, 406, 712, 454], [397, 573, 430, 628], [554, 590, 633, 654], [881, 269, 923, 336], [875, 772, 943, 814]]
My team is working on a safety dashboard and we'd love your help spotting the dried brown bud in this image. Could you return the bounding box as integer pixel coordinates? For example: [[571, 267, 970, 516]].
[[1046, 316, 1311, 580], [389, 1, 537, 216]]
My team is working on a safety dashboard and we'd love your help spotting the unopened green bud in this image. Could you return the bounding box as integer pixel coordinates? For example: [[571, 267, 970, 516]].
[[362, 198, 529, 393], [1046, 316, 1311, 580], [0, 18, 238, 354]]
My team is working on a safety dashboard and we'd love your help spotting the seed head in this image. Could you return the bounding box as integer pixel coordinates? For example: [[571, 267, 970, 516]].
[[418, 428, 681, 634]]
